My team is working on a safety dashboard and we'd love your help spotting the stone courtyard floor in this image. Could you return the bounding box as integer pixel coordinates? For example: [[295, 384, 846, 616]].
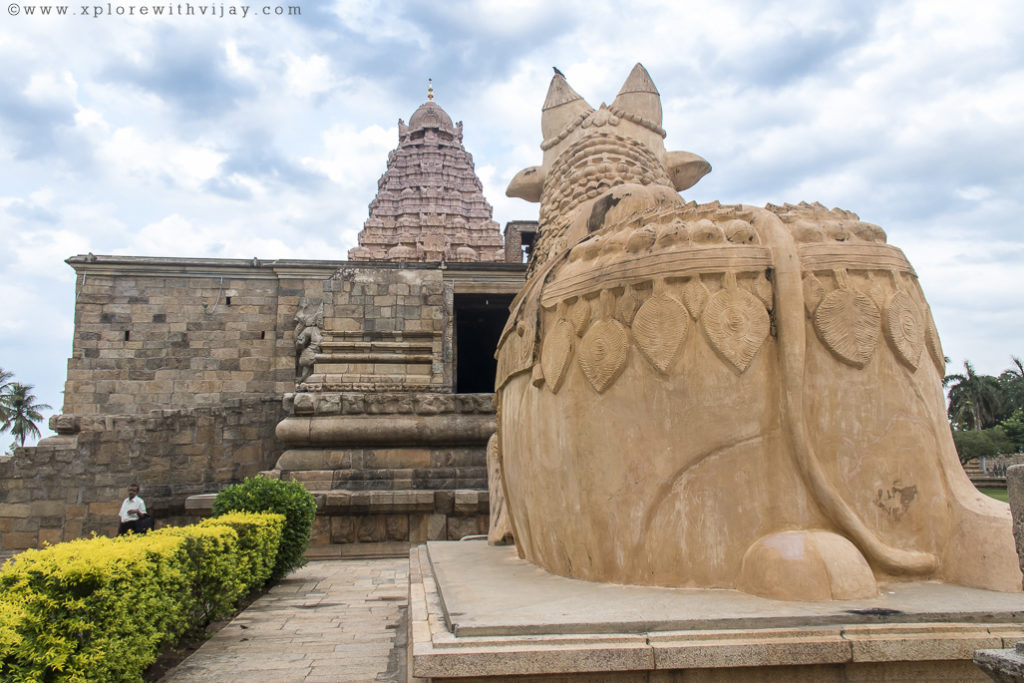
[[160, 558, 409, 682]]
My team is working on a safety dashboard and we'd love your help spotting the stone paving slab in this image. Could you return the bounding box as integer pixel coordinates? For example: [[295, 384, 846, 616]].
[[160, 558, 408, 683]]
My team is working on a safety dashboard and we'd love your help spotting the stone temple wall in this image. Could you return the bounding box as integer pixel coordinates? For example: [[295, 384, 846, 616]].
[[63, 257, 296, 416]]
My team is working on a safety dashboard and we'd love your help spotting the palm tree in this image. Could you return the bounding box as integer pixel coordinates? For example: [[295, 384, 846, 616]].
[[943, 360, 1003, 431], [1, 383, 52, 447], [999, 355, 1024, 417], [0, 367, 13, 426]]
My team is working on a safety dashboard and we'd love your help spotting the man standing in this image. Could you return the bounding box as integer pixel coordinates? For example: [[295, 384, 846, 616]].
[[117, 484, 149, 535]]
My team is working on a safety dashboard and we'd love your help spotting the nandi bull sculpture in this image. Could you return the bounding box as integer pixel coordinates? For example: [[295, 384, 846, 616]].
[[489, 64, 1021, 601]]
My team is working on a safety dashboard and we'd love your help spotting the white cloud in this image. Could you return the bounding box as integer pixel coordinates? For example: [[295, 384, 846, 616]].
[[118, 214, 219, 256], [73, 107, 107, 131], [10, 229, 90, 280], [23, 70, 79, 107], [98, 127, 225, 191], [224, 40, 258, 80], [329, 0, 430, 47], [284, 53, 337, 98], [301, 123, 393, 187], [446, 0, 563, 36], [0, 282, 52, 336], [956, 186, 994, 202]]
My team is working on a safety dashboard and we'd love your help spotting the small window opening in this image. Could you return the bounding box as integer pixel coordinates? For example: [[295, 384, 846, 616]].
[[124, 330, 130, 341], [225, 296, 232, 306], [260, 330, 266, 340]]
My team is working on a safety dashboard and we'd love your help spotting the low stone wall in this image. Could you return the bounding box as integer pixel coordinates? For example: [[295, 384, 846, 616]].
[[0, 398, 284, 551]]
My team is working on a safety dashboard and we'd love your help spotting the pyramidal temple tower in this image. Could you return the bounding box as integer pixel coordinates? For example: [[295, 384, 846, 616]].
[[348, 87, 505, 262]]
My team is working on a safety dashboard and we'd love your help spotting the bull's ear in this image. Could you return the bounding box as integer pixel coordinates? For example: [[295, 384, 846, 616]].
[[666, 151, 711, 191], [542, 70, 593, 142], [611, 63, 662, 129], [507, 166, 544, 203]]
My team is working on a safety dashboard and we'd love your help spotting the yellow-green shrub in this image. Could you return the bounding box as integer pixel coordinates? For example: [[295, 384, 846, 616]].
[[0, 594, 27, 669], [153, 524, 247, 625], [0, 511, 284, 682], [199, 511, 284, 593], [0, 534, 192, 682]]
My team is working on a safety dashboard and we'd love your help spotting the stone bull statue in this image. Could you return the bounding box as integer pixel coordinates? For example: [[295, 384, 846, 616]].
[[488, 64, 1021, 601]]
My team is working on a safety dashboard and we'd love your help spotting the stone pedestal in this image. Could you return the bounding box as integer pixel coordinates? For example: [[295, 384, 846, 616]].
[[972, 465, 1024, 682], [270, 390, 495, 552], [408, 541, 1024, 682]]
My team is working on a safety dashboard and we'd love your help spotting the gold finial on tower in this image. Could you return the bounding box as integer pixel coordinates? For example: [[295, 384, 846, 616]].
[[427, 78, 434, 101]]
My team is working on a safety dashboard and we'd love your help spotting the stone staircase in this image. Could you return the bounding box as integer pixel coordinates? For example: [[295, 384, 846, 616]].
[[964, 454, 1024, 488]]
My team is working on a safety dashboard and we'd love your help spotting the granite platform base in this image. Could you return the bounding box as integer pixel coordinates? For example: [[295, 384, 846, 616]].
[[408, 541, 1024, 682]]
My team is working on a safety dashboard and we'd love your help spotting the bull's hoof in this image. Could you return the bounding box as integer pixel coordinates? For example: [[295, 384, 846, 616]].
[[738, 530, 878, 601]]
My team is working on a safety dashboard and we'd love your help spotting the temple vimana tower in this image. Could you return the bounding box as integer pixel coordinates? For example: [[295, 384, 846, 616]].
[[0, 93, 535, 554], [348, 88, 505, 263]]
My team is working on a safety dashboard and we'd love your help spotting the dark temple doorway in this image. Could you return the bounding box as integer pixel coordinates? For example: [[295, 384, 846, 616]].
[[454, 293, 515, 394]]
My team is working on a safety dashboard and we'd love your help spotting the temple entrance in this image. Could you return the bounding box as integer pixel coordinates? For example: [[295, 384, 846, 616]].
[[454, 293, 515, 393]]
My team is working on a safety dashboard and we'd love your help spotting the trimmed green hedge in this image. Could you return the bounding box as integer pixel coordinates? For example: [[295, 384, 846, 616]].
[[0, 511, 284, 682], [161, 511, 284, 625], [212, 476, 316, 580]]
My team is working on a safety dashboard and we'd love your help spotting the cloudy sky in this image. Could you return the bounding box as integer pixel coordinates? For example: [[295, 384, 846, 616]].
[[1, 0, 1022, 445]]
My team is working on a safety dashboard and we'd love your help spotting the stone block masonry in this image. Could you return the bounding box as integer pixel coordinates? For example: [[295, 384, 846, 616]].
[[64, 257, 296, 416]]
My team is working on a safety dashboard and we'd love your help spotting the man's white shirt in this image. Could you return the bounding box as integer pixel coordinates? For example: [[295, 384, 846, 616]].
[[119, 496, 146, 523]]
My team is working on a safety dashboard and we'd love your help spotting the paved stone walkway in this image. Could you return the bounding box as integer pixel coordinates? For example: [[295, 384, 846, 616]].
[[161, 558, 409, 682]]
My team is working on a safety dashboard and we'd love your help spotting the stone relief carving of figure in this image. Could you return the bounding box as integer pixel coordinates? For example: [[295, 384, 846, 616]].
[[491, 64, 1021, 601], [293, 298, 323, 384]]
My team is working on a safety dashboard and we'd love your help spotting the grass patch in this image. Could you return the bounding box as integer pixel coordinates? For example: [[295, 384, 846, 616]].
[[978, 487, 1009, 503]]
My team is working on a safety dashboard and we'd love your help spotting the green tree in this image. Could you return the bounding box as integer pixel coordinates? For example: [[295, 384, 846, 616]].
[[951, 427, 1013, 464], [999, 407, 1024, 452], [1, 383, 52, 447], [944, 360, 1004, 430]]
